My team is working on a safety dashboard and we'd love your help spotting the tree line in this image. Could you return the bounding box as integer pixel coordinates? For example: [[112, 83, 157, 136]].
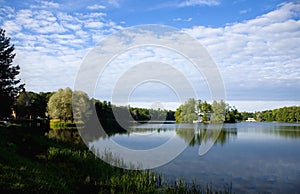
[[12, 87, 175, 124], [255, 106, 300, 123]]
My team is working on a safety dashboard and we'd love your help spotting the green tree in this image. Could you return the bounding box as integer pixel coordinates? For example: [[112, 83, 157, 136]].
[[0, 28, 24, 118], [72, 90, 92, 123], [295, 107, 300, 123], [195, 100, 211, 122], [225, 105, 241, 123], [211, 100, 226, 123], [175, 98, 197, 123], [47, 88, 73, 122], [174, 105, 182, 123], [14, 90, 50, 119]]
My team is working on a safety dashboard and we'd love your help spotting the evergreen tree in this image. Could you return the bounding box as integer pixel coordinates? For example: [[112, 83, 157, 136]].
[[0, 29, 24, 118]]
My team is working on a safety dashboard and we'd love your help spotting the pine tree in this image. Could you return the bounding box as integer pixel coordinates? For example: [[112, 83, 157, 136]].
[[0, 29, 24, 118]]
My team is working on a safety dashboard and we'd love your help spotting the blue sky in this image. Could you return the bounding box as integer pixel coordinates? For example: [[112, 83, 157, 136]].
[[0, 0, 300, 111]]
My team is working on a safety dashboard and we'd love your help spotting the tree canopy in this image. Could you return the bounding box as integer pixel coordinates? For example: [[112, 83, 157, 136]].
[[14, 91, 52, 119], [175, 98, 241, 123], [255, 106, 300, 123], [0, 28, 24, 118], [47, 88, 74, 122]]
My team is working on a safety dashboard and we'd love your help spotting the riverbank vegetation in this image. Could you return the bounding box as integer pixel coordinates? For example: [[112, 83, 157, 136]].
[[255, 106, 300, 123], [0, 124, 232, 193]]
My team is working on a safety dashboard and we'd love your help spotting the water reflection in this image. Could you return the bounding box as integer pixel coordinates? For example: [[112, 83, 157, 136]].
[[46, 122, 300, 147], [271, 125, 300, 139], [176, 127, 237, 146], [46, 128, 82, 144], [45, 122, 300, 192]]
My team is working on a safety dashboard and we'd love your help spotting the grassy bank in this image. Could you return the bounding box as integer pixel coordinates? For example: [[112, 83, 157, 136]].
[[0, 124, 231, 193]]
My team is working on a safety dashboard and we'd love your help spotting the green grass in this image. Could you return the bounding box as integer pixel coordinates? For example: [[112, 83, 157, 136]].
[[0, 125, 232, 193], [50, 119, 78, 129]]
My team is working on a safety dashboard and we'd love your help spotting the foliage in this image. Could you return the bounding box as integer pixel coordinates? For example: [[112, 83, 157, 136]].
[[72, 90, 92, 123], [197, 100, 212, 122], [240, 112, 255, 121], [0, 28, 24, 118], [47, 88, 92, 123], [175, 98, 241, 123], [14, 91, 53, 119], [211, 100, 226, 123], [130, 107, 175, 121], [255, 106, 300, 123], [224, 105, 243, 123], [175, 98, 198, 123], [47, 88, 70, 121]]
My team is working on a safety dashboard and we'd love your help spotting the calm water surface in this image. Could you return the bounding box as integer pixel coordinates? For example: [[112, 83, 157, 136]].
[[51, 122, 296, 193]]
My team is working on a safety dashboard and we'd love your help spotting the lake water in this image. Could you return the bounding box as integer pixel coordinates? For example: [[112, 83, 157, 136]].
[[87, 122, 300, 193]]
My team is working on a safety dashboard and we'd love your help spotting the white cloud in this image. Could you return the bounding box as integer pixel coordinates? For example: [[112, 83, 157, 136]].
[[0, 6, 15, 20], [1, 0, 299, 105], [178, 0, 220, 7], [3, 20, 22, 34], [0, 0, 122, 92], [227, 101, 300, 112], [30, 0, 60, 9], [173, 17, 193, 22], [87, 4, 106, 10], [184, 2, 300, 100], [108, 0, 120, 8], [85, 21, 104, 28]]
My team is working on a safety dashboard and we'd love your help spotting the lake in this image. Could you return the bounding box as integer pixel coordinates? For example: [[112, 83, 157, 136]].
[[86, 122, 300, 193]]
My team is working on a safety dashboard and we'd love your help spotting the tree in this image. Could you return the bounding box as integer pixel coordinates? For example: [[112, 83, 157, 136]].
[[47, 88, 73, 122], [175, 98, 197, 123], [174, 105, 182, 123], [0, 28, 24, 118], [14, 91, 52, 119], [200, 101, 212, 122], [211, 100, 226, 123], [72, 90, 92, 123]]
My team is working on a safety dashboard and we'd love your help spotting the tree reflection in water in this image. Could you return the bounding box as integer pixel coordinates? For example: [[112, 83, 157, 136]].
[[176, 126, 237, 146]]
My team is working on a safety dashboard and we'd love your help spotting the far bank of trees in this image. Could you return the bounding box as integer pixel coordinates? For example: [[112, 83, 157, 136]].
[[13, 87, 175, 125], [255, 106, 300, 123], [9, 89, 300, 125]]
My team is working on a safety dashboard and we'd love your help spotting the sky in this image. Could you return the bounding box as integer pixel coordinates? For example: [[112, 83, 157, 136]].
[[0, 0, 300, 112]]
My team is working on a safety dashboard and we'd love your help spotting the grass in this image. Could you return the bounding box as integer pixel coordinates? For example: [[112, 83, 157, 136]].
[[50, 119, 78, 129], [0, 124, 232, 193]]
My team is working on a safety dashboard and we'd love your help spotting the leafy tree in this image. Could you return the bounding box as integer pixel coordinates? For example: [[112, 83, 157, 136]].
[[0, 28, 24, 118], [48, 88, 92, 123], [295, 107, 300, 123], [211, 100, 226, 123], [72, 90, 92, 123], [240, 112, 254, 121], [175, 98, 197, 123], [47, 88, 73, 122], [224, 105, 241, 123], [14, 91, 50, 119], [174, 105, 182, 123]]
